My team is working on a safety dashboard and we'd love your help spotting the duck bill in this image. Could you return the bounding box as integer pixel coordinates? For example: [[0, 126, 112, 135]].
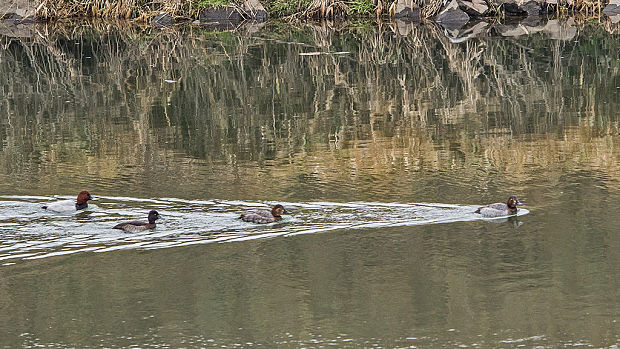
[[516, 200, 523, 205], [283, 209, 291, 214], [156, 215, 164, 221], [89, 196, 99, 201]]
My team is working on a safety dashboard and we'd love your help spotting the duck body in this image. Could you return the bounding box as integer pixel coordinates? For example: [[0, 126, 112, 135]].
[[475, 195, 522, 217], [42, 191, 96, 213], [239, 204, 290, 224], [113, 210, 162, 232]]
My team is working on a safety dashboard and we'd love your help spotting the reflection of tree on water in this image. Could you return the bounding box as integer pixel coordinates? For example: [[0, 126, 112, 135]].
[[0, 21, 618, 199]]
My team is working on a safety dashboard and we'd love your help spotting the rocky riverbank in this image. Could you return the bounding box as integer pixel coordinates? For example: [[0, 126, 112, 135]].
[[1, 0, 619, 25]]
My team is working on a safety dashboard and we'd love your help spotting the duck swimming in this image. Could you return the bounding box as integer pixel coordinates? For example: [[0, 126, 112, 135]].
[[239, 204, 290, 224], [475, 195, 522, 217], [113, 210, 162, 232], [42, 190, 97, 212]]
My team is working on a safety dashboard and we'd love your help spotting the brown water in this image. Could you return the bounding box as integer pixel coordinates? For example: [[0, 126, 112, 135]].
[[0, 19, 619, 347]]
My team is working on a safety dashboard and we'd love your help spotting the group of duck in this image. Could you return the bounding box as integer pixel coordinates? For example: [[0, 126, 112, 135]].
[[41, 191, 523, 232], [40, 191, 292, 232]]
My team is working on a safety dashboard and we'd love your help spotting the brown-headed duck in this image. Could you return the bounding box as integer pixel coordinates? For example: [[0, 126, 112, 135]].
[[113, 210, 162, 232], [42, 190, 97, 212], [239, 204, 290, 224], [475, 195, 522, 217]]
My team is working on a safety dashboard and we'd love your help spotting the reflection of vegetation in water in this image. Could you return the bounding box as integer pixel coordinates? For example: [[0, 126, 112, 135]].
[[0, 21, 618, 198]]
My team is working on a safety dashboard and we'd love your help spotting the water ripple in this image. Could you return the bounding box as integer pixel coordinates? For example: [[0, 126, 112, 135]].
[[0, 195, 529, 265]]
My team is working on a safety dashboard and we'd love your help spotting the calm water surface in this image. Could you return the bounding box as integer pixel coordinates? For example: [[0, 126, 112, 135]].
[[0, 19, 619, 347]]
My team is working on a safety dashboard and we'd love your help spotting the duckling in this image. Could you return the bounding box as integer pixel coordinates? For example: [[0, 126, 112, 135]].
[[113, 210, 162, 232], [42, 191, 97, 212], [239, 204, 290, 224], [475, 195, 523, 217]]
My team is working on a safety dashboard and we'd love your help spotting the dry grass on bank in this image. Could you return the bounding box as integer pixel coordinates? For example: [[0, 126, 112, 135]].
[[31, 0, 449, 20], [31, 0, 611, 21], [34, 0, 203, 21]]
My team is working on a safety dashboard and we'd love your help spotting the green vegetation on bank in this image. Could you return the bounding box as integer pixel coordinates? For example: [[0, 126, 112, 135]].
[[197, 0, 233, 6], [270, 0, 311, 17]]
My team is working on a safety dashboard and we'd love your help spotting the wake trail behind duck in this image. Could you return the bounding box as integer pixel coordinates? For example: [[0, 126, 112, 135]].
[[0, 197, 529, 265]]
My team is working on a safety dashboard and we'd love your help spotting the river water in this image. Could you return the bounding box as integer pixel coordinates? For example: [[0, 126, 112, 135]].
[[0, 18, 619, 347]]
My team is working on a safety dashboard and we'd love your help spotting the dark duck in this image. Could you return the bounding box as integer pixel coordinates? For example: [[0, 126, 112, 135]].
[[475, 195, 523, 217], [113, 210, 163, 232], [239, 204, 290, 224]]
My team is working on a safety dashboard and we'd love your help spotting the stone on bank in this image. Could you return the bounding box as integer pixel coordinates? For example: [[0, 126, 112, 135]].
[[199, 0, 268, 23], [436, 0, 470, 30], [1, 0, 37, 23], [389, 0, 421, 20]]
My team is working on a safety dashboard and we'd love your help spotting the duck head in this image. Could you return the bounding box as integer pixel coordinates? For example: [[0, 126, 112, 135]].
[[507, 195, 522, 209], [148, 210, 163, 224], [271, 204, 291, 217], [76, 191, 97, 205]]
